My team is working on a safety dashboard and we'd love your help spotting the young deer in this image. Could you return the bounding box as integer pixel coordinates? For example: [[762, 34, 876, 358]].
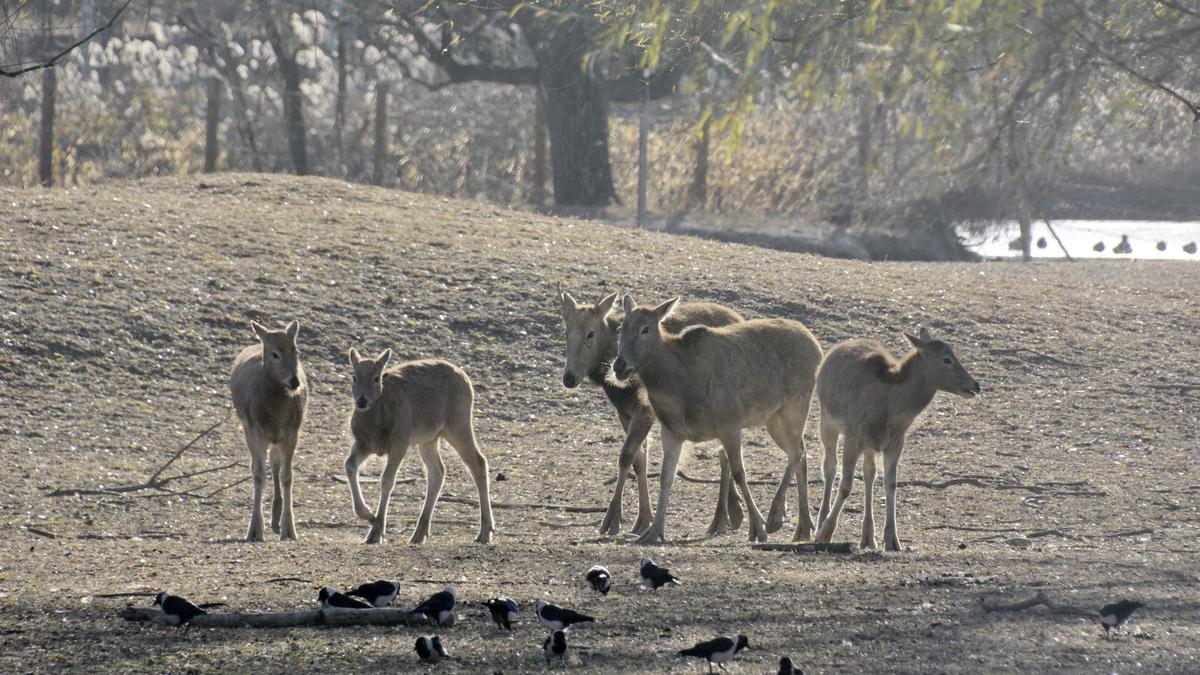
[[613, 296, 823, 545], [230, 320, 307, 542], [345, 348, 495, 544], [813, 328, 981, 551], [559, 291, 745, 537]]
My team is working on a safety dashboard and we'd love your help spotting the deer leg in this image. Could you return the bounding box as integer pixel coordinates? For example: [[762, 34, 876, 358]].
[[765, 415, 796, 535], [818, 414, 840, 527], [344, 443, 376, 522], [410, 441, 446, 544], [444, 419, 495, 544], [366, 441, 408, 544], [273, 436, 298, 540], [860, 448, 878, 550], [243, 426, 269, 543], [602, 411, 652, 536], [723, 454, 743, 530], [707, 449, 734, 536], [723, 430, 768, 543], [883, 438, 905, 552], [814, 436, 863, 544], [269, 449, 283, 534], [635, 426, 684, 545]]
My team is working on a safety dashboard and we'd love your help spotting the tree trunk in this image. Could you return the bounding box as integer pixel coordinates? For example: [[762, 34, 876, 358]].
[[529, 94, 548, 204], [334, 21, 348, 176], [204, 77, 221, 173], [521, 15, 617, 207], [687, 114, 710, 210], [39, 66, 55, 187], [372, 83, 388, 186], [267, 18, 309, 176], [637, 69, 649, 227]]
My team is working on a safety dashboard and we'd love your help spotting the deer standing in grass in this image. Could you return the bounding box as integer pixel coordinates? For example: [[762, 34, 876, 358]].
[[613, 296, 823, 545], [813, 328, 980, 551], [230, 320, 307, 542], [345, 348, 495, 544], [559, 291, 745, 537]]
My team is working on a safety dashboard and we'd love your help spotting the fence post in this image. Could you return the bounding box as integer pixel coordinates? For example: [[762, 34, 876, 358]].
[[204, 77, 221, 173], [39, 66, 56, 187], [372, 83, 389, 186], [637, 67, 650, 228]]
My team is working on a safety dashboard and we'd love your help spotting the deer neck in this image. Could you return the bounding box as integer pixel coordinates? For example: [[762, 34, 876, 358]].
[[588, 316, 623, 385], [891, 357, 937, 420]]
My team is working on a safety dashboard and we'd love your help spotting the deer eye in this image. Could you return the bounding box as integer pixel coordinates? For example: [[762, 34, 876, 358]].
[[270, 352, 280, 360], [640, 326, 650, 335], [585, 330, 595, 340], [373, 376, 381, 383], [943, 357, 953, 365]]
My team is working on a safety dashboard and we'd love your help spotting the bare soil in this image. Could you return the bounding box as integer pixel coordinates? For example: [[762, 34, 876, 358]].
[[0, 174, 1197, 673]]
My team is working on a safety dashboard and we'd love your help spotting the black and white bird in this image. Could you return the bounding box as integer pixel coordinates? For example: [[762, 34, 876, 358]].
[[317, 586, 373, 610], [414, 635, 450, 663], [347, 579, 400, 607], [778, 655, 802, 675], [679, 634, 750, 672], [1099, 599, 1144, 636], [485, 597, 519, 630], [534, 600, 595, 631], [585, 565, 611, 595], [543, 630, 568, 665], [412, 586, 457, 626], [640, 558, 680, 591], [153, 592, 207, 628]]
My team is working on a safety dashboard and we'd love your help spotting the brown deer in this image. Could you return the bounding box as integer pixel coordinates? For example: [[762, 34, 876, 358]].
[[345, 348, 495, 544], [813, 328, 981, 551], [613, 295, 823, 545], [230, 320, 307, 542], [559, 291, 745, 537]]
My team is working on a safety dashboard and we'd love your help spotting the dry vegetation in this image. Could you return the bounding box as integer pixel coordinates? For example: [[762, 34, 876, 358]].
[[0, 174, 1197, 673]]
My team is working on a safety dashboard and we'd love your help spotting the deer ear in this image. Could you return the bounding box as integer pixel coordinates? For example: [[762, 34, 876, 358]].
[[918, 326, 933, 342], [348, 347, 361, 366], [251, 321, 268, 341], [595, 292, 618, 318], [653, 297, 680, 321], [904, 332, 924, 349], [622, 294, 636, 314], [376, 348, 392, 369], [286, 320, 300, 341], [560, 291, 578, 319]]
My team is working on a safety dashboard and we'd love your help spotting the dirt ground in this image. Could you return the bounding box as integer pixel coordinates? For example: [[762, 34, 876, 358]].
[[0, 174, 1196, 673]]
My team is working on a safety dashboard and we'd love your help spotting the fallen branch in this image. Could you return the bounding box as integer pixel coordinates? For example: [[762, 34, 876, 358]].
[[333, 475, 415, 485], [751, 542, 854, 554], [603, 471, 775, 486], [1091, 528, 1153, 539], [262, 577, 312, 584], [119, 606, 432, 628], [22, 525, 56, 539], [440, 496, 605, 514], [980, 590, 1097, 617]]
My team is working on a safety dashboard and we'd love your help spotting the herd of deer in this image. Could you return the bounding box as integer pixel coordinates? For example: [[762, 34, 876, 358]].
[[231, 292, 980, 552]]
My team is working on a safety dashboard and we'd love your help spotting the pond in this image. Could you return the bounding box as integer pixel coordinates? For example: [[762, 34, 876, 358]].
[[961, 220, 1200, 260]]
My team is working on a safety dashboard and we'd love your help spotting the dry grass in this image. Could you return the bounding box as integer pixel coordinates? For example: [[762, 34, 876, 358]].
[[0, 174, 1197, 673]]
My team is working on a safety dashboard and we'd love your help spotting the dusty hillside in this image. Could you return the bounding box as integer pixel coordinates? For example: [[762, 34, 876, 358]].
[[0, 174, 1196, 673]]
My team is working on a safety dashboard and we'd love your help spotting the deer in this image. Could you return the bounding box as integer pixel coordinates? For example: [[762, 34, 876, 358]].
[[345, 348, 495, 545], [812, 327, 981, 551], [559, 291, 745, 537], [230, 320, 307, 542], [613, 295, 824, 545]]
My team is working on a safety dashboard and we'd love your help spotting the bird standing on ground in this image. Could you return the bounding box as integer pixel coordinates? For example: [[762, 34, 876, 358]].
[[679, 634, 750, 672], [534, 600, 595, 631], [779, 655, 802, 674], [1114, 234, 1133, 254], [317, 586, 374, 609], [1099, 599, 1144, 636], [1093, 241, 1106, 253], [414, 635, 450, 663], [153, 592, 207, 628], [412, 586, 457, 626], [1184, 241, 1197, 255], [543, 630, 568, 665], [586, 565, 611, 595], [640, 558, 681, 591], [347, 579, 400, 607], [485, 597, 519, 630]]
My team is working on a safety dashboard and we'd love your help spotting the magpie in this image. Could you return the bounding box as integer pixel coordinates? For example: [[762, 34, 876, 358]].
[[1099, 599, 1144, 636], [485, 597, 519, 630], [640, 557, 680, 591], [317, 586, 373, 609], [412, 586, 457, 626], [153, 592, 207, 628], [585, 565, 611, 595], [778, 655, 802, 675], [543, 630, 568, 666], [534, 600, 595, 631], [347, 579, 400, 607], [414, 635, 449, 663], [679, 634, 750, 672]]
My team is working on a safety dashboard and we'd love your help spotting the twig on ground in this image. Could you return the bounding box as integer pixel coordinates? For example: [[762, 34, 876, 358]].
[[990, 347, 1088, 368], [751, 542, 855, 554], [119, 606, 431, 628], [204, 476, 252, 499], [439, 496, 606, 514], [262, 577, 312, 584], [980, 590, 1097, 617], [91, 591, 158, 599], [22, 525, 56, 539], [332, 475, 415, 485]]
